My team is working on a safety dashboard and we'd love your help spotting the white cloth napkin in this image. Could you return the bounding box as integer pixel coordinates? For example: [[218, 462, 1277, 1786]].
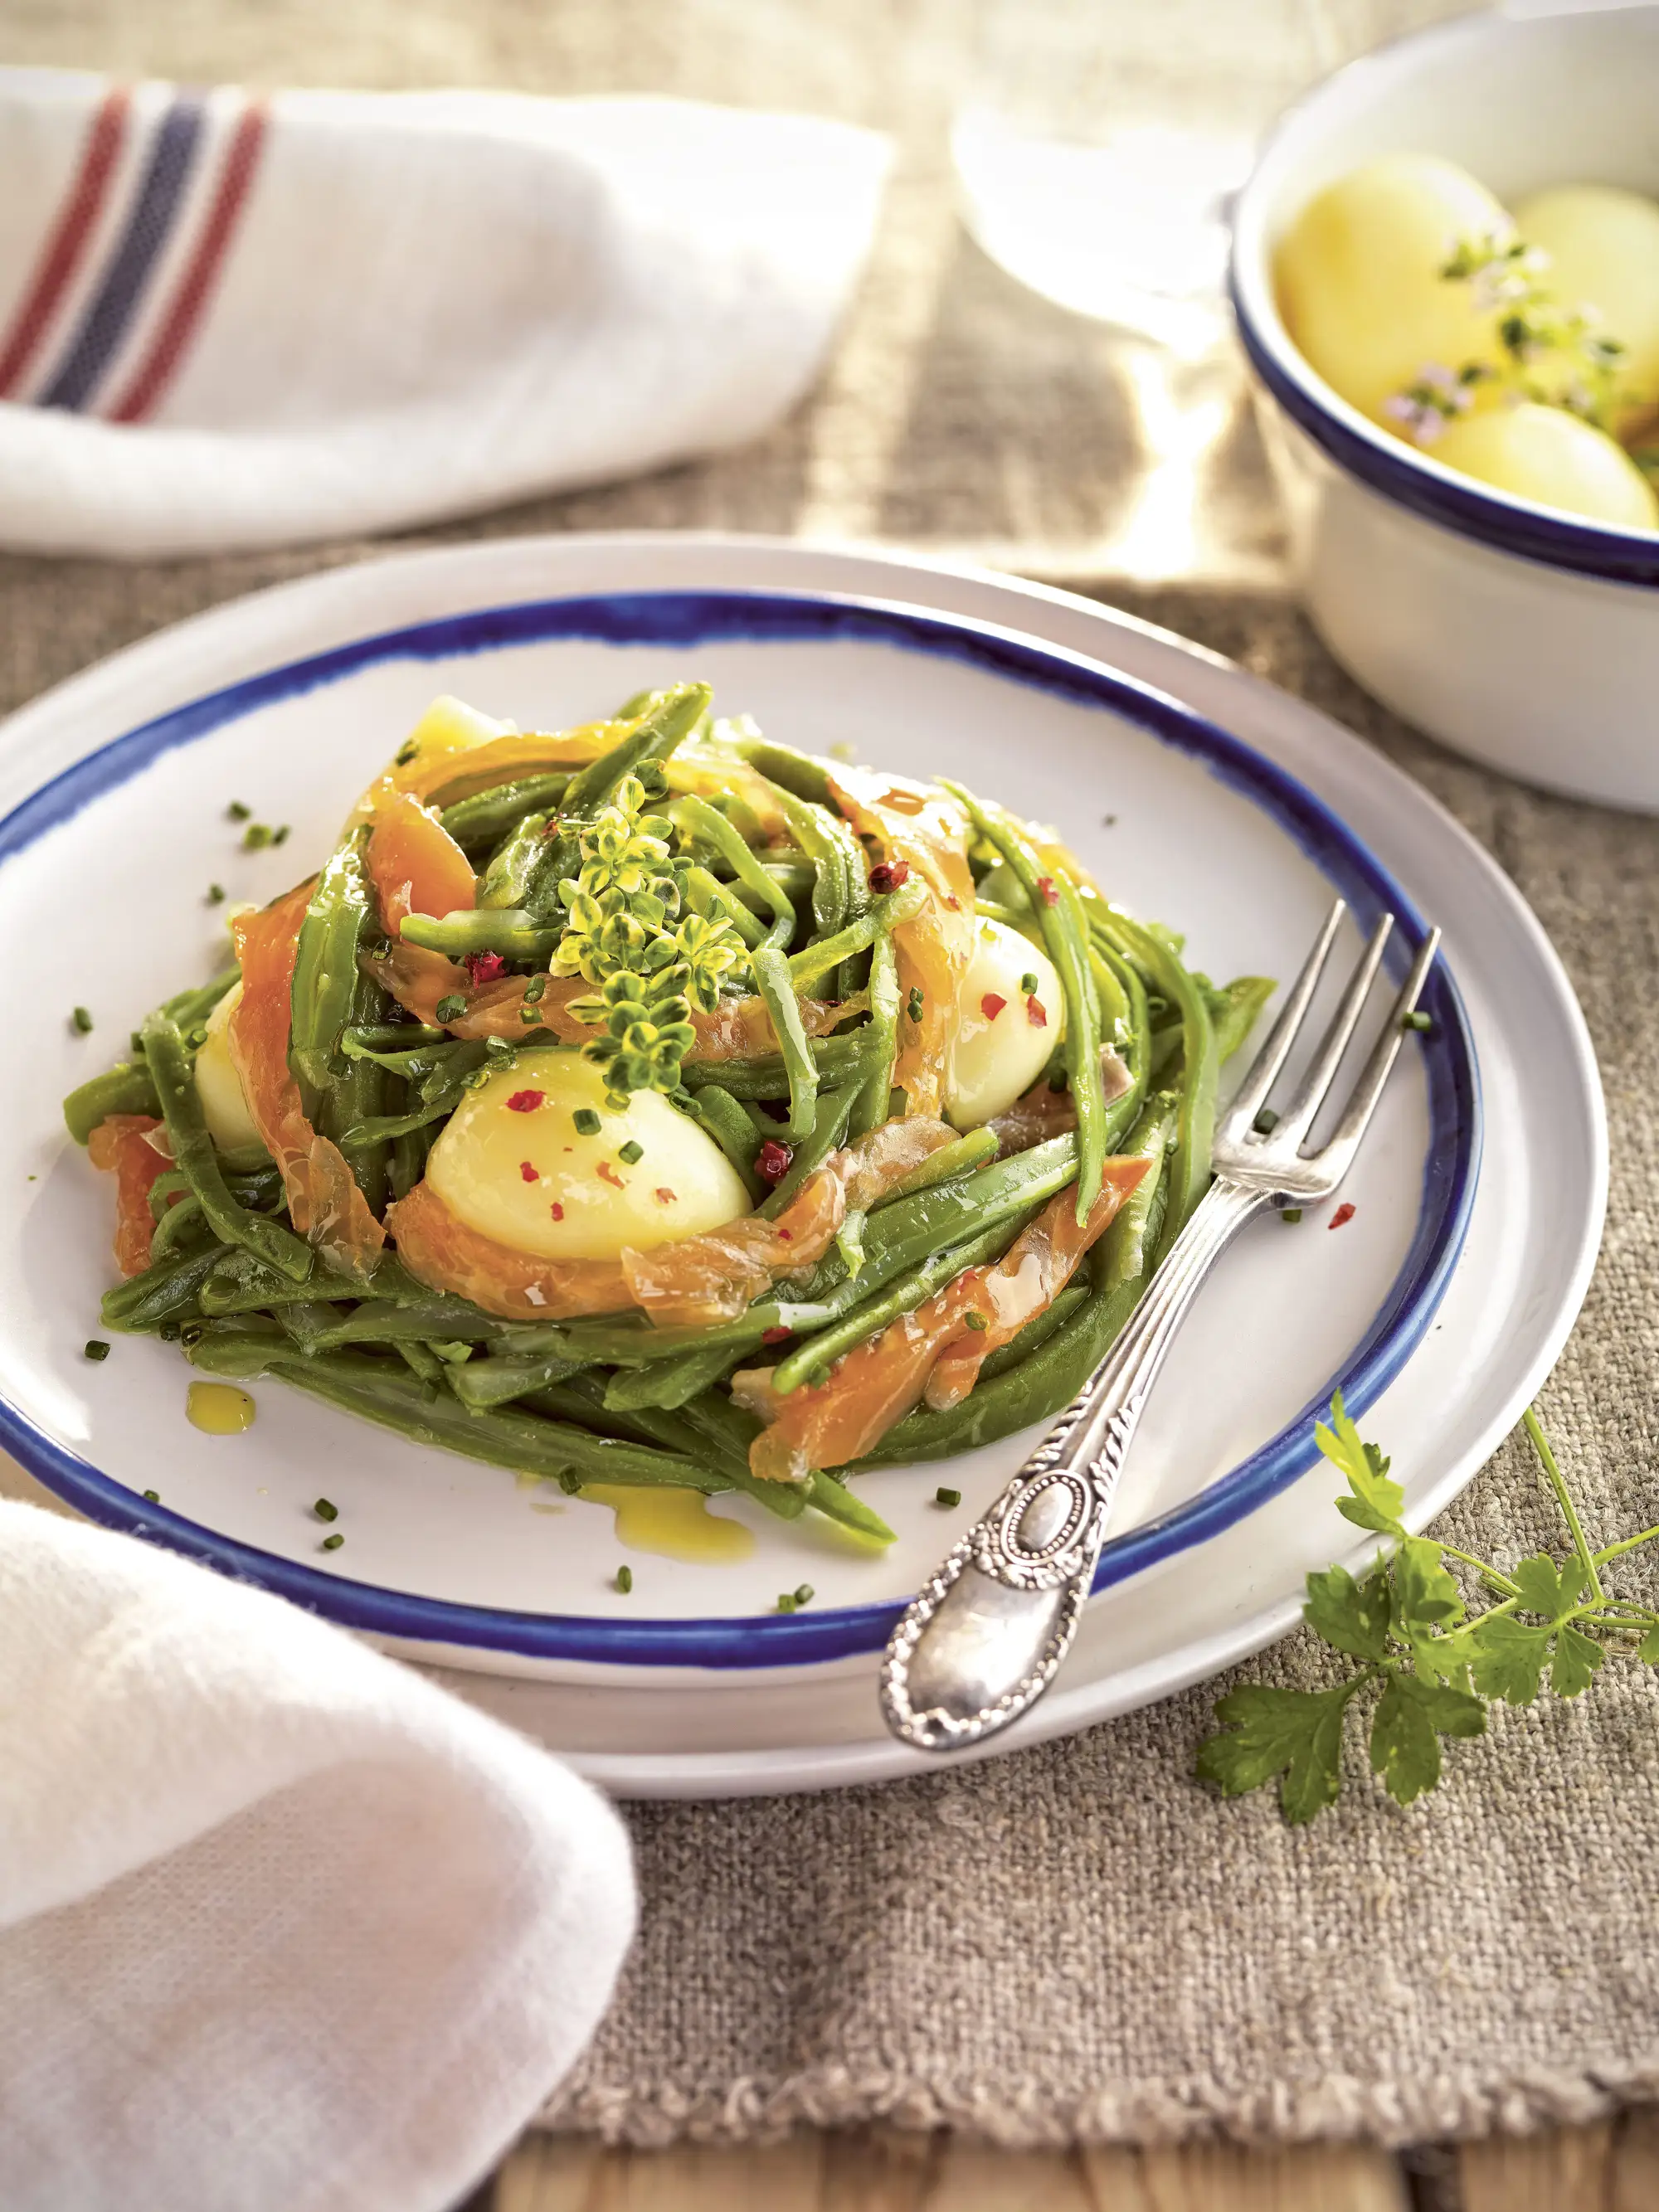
[[0, 68, 889, 557], [0, 1498, 636, 2212]]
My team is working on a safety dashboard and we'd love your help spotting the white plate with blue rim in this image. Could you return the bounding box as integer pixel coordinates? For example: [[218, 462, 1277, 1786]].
[[0, 534, 1603, 1796]]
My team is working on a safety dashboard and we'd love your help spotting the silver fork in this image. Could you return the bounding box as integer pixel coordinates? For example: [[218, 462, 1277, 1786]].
[[879, 898, 1443, 1755]]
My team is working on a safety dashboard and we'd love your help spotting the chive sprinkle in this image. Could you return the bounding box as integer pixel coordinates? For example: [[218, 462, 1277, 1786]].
[[395, 740, 419, 766], [935, 1486, 961, 1508], [226, 800, 251, 821], [793, 1583, 814, 1607], [207, 883, 226, 904], [1253, 1107, 1279, 1135], [964, 1310, 989, 1332], [573, 1107, 602, 1136], [84, 1339, 110, 1361], [907, 986, 925, 1023], [143, 1489, 159, 1503], [1282, 1208, 1303, 1225], [271, 824, 291, 847], [615, 1564, 634, 1594], [523, 974, 548, 1004], [321, 1533, 344, 1552], [314, 1497, 338, 1522], [241, 823, 273, 850], [71, 1006, 93, 1034], [1020, 971, 1039, 995], [618, 1139, 645, 1165], [1402, 1009, 1433, 1033], [776, 1592, 798, 1613], [435, 994, 467, 1023]]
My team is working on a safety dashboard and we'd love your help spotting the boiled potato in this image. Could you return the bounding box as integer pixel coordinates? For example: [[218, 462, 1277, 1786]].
[[1275, 154, 1511, 425], [194, 982, 268, 1161], [397, 693, 515, 773], [946, 919, 1064, 1131], [1431, 401, 1658, 528], [425, 1051, 751, 1262], [1513, 183, 1659, 427]]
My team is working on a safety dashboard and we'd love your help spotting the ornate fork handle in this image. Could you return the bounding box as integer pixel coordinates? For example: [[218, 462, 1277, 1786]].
[[878, 1176, 1267, 1753]]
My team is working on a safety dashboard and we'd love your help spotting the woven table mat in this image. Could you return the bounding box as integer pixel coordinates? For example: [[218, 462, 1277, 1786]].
[[8, 0, 1657, 2156]]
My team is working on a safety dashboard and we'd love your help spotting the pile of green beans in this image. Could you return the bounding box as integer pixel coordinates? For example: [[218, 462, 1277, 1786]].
[[62, 696, 1272, 1547]]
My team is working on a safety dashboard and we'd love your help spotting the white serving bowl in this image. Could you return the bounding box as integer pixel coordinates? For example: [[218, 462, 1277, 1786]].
[[1230, 4, 1659, 812]]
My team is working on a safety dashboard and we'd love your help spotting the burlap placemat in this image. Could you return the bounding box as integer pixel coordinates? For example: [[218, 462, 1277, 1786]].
[[9, 0, 1655, 2155]]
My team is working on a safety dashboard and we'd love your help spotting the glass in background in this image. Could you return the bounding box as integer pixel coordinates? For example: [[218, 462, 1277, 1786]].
[[951, 0, 1478, 358]]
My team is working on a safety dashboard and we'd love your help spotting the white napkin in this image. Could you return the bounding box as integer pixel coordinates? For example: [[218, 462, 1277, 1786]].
[[0, 68, 889, 557], [0, 1499, 636, 2212]]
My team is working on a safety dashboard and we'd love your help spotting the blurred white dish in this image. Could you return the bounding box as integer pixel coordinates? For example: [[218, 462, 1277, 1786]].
[[1232, 5, 1659, 811]]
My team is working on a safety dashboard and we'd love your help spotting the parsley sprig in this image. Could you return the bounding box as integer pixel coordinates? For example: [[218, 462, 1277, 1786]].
[[1197, 1395, 1659, 1823]]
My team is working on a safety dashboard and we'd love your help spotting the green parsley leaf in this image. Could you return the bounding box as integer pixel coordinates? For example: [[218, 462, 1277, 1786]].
[[1640, 1625, 1659, 1665], [1195, 1679, 1365, 1825], [1549, 1621, 1603, 1698], [1465, 1613, 1553, 1706], [1317, 1390, 1404, 1537], [1369, 1673, 1485, 1806], [1302, 1562, 1391, 1662], [1510, 1552, 1587, 1621]]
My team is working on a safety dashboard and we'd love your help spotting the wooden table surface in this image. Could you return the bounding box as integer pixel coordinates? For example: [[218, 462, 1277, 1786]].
[[474, 2116, 1659, 2210]]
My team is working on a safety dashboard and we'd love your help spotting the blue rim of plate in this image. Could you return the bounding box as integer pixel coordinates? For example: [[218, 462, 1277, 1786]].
[[0, 588, 1481, 1668]]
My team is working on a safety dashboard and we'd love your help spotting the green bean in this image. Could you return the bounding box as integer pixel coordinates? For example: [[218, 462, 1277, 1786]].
[[343, 1023, 448, 1052], [148, 1192, 210, 1263], [304, 1298, 513, 1349], [100, 1245, 221, 1332], [159, 965, 240, 1032], [562, 681, 711, 815], [184, 1333, 732, 1491], [673, 1392, 810, 1521], [859, 1106, 1171, 1468], [450, 1349, 596, 1408], [760, 1083, 856, 1218], [751, 945, 818, 1141], [64, 1062, 163, 1144], [396, 1339, 447, 1384], [1087, 904, 1215, 1266], [1212, 975, 1275, 1066], [195, 1245, 430, 1318], [726, 732, 835, 805], [389, 1117, 431, 1203], [289, 830, 372, 1102], [944, 784, 1104, 1224], [476, 811, 549, 909], [679, 1031, 875, 1100], [399, 909, 558, 961], [142, 1013, 314, 1282], [771, 1208, 1032, 1396], [602, 1341, 740, 1412], [786, 874, 926, 991], [673, 795, 795, 950], [769, 783, 866, 985], [806, 1471, 895, 1544], [976, 1282, 1089, 1383], [682, 863, 765, 948], [534, 1377, 727, 1473], [147, 1169, 193, 1222], [848, 923, 899, 1141], [440, 772, 571, 850], [761, 858, 815, 902], [339, 1035, 462, 1079], [275, 1301, 349, 1354], [320, 970, 392, 1213], [877, 1125, 999, 1206], [681, 1084, 764, 1200]]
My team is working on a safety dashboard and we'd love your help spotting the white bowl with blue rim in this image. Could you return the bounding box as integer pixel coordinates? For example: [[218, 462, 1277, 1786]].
[[1230, 4, 1659, 814]]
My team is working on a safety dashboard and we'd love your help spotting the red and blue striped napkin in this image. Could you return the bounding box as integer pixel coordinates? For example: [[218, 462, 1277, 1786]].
[[0, 70, 889, 556]]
